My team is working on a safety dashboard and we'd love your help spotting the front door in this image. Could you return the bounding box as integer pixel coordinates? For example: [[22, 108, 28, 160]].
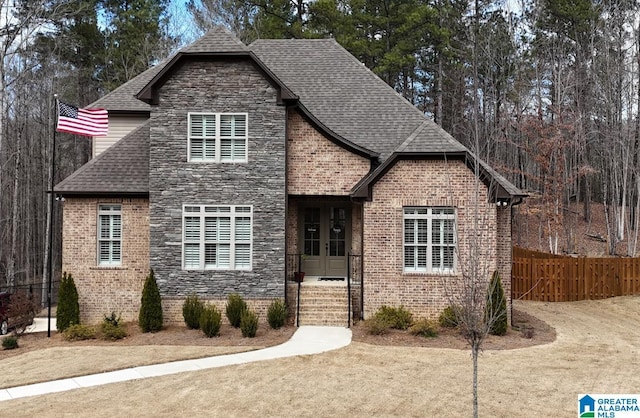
[[302, 206, 350, 277]]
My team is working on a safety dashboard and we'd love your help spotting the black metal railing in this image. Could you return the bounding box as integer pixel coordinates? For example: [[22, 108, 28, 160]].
[[285, 253, 304, 327], [348, 253, 363, 327]]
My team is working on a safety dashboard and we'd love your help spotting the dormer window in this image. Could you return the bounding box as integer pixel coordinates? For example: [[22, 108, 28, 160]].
[[188, 113, 248, 162]]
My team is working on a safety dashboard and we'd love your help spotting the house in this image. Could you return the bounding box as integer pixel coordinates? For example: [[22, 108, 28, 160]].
[[55, 27, 525, 326]]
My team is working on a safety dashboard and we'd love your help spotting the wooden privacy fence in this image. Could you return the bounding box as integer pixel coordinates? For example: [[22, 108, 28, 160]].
[[512, 247, 640, 302]]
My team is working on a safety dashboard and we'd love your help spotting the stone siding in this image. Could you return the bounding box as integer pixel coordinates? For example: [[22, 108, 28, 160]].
[[362, 159, 501, 319], [148, 58, 287, 301], [61, 198, 149, 324]]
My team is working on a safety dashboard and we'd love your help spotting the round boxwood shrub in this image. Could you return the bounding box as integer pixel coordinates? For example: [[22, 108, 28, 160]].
[[439, 305, 460, 328], [2, 335, 19, 350], [200, 304, 222, 338]]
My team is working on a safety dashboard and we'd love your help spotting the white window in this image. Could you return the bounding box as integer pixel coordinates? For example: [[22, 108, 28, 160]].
[[403, 207, 456, 273], [98, 204, 122, 266], [188, 113, 248, 162], [183, 205, 252, 270]]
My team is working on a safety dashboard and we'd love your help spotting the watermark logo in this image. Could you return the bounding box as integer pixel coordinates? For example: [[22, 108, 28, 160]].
[[579, 394, 640, 417]]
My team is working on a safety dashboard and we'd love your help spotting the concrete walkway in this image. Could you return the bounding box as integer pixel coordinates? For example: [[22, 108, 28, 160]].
[[0, 326, 352, 402]]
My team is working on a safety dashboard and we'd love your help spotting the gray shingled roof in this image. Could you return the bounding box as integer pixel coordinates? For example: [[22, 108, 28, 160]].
[[63, 28, 523, 198], [55, 122, 149, 195], [250, 39, 468, 160]]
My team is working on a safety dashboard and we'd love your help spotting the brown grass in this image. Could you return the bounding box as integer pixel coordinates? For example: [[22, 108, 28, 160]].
[[2, 297, 639, 417]]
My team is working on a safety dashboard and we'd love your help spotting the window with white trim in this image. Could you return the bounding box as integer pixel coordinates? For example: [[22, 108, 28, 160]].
[[403, 207, 456, 272], [183, 205, 252, 270], [98, 204, 122, 266], [188, 113, 248, 162]]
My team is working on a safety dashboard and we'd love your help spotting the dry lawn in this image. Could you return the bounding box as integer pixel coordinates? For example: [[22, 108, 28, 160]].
[[2, 296, 640, 417]]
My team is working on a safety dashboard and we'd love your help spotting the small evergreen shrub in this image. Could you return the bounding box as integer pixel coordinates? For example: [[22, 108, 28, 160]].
[[182, 294, 204, 330], [363, 316, 391, 335], [486, 270, 508, 336], [139, 269, 163, 333], [374, 305, 413, 330], [200, 304, 222, 338], [240, 309, 259, 338], [104, 312, 121, 327], [225, 293, 247, 328], [409, 318, 439, 338], [439, 305, 460, 328], [267, 299, 287, 329], [57, 272, 80, 331], [62, 324, 96, 341], [100, 313, 127, 341], [2, 336, 18, 350]]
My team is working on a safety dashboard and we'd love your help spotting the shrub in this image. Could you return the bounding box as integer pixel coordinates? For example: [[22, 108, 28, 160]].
[[363, 316, 391, 335], [374, 305, 413, 330], [100, 313, 127, 341], [240, 309, 259, 338], [100, 322, 128, 341], [7, 290, 37, 335], [267, 299, 287, 329], [104, 311, 121, 327], [139, 269, 163, 333], [225, 293, 247, 328], [486, 270, 508, 336], [57, 272, 80, 331], [200, 304, 222, 338], [182, 294, 204, 330], [62, 324, 96, 341], [2, 336, 18, 350], [439, 305, 460, 328], [409, 318, 439, 338]]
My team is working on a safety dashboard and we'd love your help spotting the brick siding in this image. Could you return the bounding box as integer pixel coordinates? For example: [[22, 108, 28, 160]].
[[287, 110, 370, 195], [62, 197, 149, 324], [362, 159, 505, 319]]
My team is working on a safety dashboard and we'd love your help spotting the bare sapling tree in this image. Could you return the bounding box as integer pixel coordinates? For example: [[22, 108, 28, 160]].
[[440, 167, 508, 418]]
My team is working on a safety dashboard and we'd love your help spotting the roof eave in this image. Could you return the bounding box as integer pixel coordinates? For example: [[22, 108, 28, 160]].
[[294, 103, 379, 160]]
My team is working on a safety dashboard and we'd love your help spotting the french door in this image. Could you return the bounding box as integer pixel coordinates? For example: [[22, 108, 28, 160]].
[[301, 206, 350, 277]]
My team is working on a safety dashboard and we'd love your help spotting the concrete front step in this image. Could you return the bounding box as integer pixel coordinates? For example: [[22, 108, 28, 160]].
[[289, 284, 351, 326]]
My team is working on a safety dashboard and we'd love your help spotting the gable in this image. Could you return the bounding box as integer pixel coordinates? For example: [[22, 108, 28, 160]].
[[287, 110, 371, 196]]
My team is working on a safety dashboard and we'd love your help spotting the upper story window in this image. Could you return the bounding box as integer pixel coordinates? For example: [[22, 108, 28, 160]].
[[403, 207, 456, 273], [98, 204, 122, 266], [182, 205, 253, 270], [188, 113, 248, 162]]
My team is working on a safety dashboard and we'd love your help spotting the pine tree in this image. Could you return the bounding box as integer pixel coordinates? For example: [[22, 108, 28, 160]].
[[138, 269, 163, 332], [57, 272, 80, 331]]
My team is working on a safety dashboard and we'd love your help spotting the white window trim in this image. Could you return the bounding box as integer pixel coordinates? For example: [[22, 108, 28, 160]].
[[187, 112, 248, 163], [182, 204, 253, 271], [97, 204, 122, 266], [403, 207, 456, 273]]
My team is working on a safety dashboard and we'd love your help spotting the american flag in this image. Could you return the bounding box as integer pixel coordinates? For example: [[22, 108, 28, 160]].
[[56, 101, 108, 137]]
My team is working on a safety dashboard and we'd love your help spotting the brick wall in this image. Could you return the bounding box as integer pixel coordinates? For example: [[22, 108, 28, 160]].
[[62, 197, 149, 324], [362, 159, 501, 319], [287, 110, 370, 195]]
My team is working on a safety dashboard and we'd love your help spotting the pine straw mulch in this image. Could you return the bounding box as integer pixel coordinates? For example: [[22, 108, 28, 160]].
[[1, 309, 554, 361]]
